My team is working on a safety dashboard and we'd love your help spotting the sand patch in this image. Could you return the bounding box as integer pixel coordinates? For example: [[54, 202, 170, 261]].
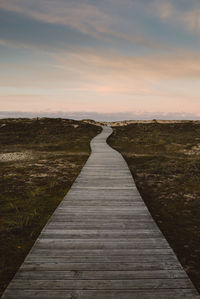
[[0, 151, 33, 162], [182, 144, 200, 155]]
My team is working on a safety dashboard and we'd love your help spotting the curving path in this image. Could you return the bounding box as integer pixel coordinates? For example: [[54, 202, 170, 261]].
[[2, 126, 199, 298]]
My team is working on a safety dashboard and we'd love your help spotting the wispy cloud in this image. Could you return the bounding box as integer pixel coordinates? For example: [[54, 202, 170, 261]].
[[0, 0, 114, 40], [52, 48, 200, 83], [0, 0, 168, 49], [148, 0, 200, 33], [2, 46, 200, 90], [2, 42, 200, 89]]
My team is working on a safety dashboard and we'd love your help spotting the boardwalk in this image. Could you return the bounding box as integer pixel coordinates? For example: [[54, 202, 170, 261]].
[[2, 126, 199, 298]]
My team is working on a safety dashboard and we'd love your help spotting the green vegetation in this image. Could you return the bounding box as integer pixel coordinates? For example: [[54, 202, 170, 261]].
[[108, 121, 200, 293], [0, 118, 101, 296]]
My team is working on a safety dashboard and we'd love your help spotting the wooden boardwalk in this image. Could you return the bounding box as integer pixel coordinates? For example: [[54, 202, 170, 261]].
[[2, 126, 199, 298]]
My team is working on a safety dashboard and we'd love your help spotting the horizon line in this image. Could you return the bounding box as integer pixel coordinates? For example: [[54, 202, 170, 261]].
[[0, 110, 199, 122]]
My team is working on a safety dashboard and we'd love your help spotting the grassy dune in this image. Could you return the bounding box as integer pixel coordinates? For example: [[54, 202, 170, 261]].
[[0, 118, 101, 296], [108, 121, 200, 292], [1, 118, 200, 294]]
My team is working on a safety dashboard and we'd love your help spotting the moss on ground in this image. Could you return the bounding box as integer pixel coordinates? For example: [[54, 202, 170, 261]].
[[108, 122, 200, 293]]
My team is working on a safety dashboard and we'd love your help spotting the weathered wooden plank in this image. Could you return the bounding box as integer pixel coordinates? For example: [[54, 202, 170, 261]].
[[40, 230, 162, 239], [35, 239, 170, 250], [16, 270, 187, 280], [3, 289, 199, 299], [56, 206, 148, 211], [64, 195, 142, 201], [42, 228, 161, 233], [8, 278, 194, 290], [63, 193, 140, 197], [46, 221, 158, 229], [60, 202, 145, 206], [29, 248, 174, 256], [71, 186, 137, 190], [40, 234, 163, 240], [20, 262, 183, 272], [51, 215, 154, 221], [54, 211, 150, 216], [25, 254, 180, 264]]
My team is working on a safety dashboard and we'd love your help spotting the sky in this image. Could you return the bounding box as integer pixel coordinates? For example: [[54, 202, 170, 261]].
[[0, 0, 200, 120]]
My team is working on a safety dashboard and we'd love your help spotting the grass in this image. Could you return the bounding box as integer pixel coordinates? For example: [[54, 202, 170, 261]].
[[108, 121, 200, 293], [0, 118, 101, 296]]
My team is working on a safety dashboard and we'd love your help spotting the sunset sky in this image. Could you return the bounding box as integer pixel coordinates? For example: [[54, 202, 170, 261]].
[[0, 0, 200, 120]]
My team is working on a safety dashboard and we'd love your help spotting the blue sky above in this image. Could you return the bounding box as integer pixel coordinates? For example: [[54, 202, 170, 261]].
[[0, 0, 200, 119]]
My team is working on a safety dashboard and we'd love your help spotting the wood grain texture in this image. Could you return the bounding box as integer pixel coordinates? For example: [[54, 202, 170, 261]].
[[2, 126, 199, 298]]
